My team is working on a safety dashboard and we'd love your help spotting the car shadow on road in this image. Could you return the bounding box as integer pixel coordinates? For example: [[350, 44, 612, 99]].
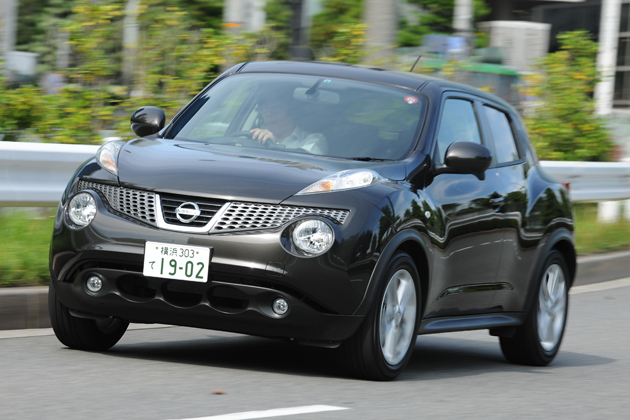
[[401, 334, 616, 382], [97, 328, 616, 381]]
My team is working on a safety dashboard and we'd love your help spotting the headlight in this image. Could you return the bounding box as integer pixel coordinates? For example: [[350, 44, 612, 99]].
[[67, 193, 96, 228], [297, 169, 382, 194], [291, 219, 334, 256], [96, 141, 123, 176]]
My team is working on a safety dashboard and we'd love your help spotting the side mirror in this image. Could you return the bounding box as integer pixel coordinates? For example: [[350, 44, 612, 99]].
[[131, 106, 166, 137], [443, 141, 492, 177]]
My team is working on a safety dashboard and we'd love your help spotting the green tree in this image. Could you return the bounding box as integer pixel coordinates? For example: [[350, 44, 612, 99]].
[[263, 0, 293, 34], [15, 0, 73, 73], [524, 31, 613, 162], [310, 0, 363, 50], [174, 0, 224, 30]]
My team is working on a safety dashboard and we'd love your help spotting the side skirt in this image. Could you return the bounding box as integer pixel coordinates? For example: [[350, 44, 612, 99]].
[[418, 312, 526, 335]]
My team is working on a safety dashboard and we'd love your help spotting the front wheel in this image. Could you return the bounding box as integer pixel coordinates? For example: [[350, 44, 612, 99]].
[[49, 284, 128, 351], [500, 250, 569, 365], [342, 251, 421, 380]]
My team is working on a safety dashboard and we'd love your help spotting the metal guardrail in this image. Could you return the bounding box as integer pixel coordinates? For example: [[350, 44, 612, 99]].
[[1, 142, 630, 206], [0, 142, 98, 207], [540, 160, 630, 202]]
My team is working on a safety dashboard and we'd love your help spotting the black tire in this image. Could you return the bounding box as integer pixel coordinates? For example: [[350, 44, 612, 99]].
[[500, 250, 569, 366], [342, 251, 421, 381], [48, 284, 128, 351]]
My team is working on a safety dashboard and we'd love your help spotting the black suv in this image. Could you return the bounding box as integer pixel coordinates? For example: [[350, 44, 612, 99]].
[[49, 61, 575, 380]]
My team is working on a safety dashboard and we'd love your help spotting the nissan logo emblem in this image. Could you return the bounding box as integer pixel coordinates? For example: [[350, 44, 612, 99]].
[[175, 202, 201, 223]]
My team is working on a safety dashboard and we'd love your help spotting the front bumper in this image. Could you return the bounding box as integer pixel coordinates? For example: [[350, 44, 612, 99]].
[[50, 189, 379, 342]]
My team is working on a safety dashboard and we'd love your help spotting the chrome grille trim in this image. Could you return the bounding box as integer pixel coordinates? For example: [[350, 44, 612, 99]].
[[159, 193, 226, 228], [78, 180, 157, 225], [155, 196, 231, 234], [211, 202, 350, 232]]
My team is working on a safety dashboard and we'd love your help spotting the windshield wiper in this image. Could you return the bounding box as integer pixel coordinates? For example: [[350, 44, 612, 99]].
[[347, 157, 391, 162]]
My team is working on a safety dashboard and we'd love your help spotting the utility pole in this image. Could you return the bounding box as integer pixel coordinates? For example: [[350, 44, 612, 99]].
[[289, 0, 310, 61], [123, 0, 141, 88], [453, 0, 473, 56], [363, 0, 397, 64], [1, 0, 18, 79], [595, 0, 622, 116]]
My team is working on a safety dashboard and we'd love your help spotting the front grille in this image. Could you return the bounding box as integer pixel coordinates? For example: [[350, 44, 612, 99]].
[[78, 181, 350, 233], [212, 202, 350, 232], [160, 194, 226, 228], [78, 181, 157, 225]]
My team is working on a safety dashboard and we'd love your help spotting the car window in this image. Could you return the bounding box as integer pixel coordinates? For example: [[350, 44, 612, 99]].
[[166, 74, 427, 159], [435, 99, 482, 165], [483, 106, 520, 164]]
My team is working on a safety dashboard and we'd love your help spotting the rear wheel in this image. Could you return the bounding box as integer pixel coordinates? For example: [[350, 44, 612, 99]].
[[342, 251, 420, 380], [49, 284, 128, 351], [500, 250, 569, 365]]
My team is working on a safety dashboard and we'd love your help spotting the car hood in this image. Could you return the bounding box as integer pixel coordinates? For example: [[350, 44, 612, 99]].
[[116, 138, 406, 204]]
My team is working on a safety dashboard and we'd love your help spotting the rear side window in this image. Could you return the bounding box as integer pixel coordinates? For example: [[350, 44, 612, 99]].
[[483, 106, 520, 164], [435, 99, 482, 164]]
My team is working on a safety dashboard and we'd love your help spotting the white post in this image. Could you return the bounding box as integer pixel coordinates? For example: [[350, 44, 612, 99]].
[[594, 0, 622, 116], [363, 0, 397, 64], [1, 0, 18, 79], [453, 0, 473, 54], [624, 199, 630, 221], [598, 201, 621, 223]]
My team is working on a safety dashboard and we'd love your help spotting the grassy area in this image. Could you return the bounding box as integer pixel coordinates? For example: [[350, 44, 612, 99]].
[[0, 209, 55, 287], [574, 203, 630, 255], [0, 204, 629, 287]]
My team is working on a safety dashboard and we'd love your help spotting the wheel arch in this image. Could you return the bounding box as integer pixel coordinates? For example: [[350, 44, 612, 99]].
[[352, 229, 431, 318], [521, 227, 576, 316], [552, 237, 577, 288]]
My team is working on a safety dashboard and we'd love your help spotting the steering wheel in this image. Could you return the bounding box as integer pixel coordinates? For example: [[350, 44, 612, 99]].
[[223, 131, 269, 148], [226, 130, 287, 150], [229, 131, 255, 139]]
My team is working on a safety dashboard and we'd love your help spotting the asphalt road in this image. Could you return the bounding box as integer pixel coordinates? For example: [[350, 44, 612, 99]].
[[1, 279, 629, 420]]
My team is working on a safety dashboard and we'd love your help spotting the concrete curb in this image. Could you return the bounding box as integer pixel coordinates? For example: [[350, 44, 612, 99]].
[[0, 286, 50, 330], [1, 251, 629, 331]]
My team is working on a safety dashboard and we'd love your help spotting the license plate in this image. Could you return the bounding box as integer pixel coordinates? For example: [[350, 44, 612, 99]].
[[143, 241, 211, 282]]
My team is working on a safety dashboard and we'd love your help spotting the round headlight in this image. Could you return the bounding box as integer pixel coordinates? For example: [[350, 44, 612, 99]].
[[292, 219, 334, 256], [67, 193, 96, 228]]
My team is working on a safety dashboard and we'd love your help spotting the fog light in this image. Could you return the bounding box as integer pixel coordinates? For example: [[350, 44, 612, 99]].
[[86, 276, 103, 293], [272, 297, 289, 315]]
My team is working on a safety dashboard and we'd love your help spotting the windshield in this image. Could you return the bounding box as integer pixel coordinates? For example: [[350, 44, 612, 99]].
[[166, 73, 426, 160]]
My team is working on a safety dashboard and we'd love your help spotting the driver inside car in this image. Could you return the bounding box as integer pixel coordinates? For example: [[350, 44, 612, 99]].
[[250, 86, 328, 155]]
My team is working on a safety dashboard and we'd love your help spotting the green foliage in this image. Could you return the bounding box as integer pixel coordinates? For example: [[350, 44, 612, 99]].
[[174, 0, 224, 30], [0, 210, 55, 287], [316, 24, 367, 64], [399, 0, 491, 47], [65, 0, 125, 86], [2, 1, 285, 144], [264, 0, 293, 34], [310, 0, 363, 49], [574, 203, 630, 254], [16, 0, 73, 73], [524, 31, 614, 162], [0, 81, 47, 141]]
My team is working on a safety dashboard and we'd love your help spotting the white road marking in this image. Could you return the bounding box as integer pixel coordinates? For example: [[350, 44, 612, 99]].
[[166, 405, 349, 420], [570, 277, 630, 295]]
